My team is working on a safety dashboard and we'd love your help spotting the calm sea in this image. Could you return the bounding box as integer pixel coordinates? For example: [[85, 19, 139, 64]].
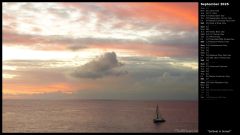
[[3, 100, 198, 133]]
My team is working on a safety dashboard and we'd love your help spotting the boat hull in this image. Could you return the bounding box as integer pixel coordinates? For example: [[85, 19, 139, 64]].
[[153, 118, 165, 123]]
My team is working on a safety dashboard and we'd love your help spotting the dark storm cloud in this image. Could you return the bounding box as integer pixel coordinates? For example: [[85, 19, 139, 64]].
[[3, 30, 197, 58], [3, 31, 141, 51], [149, 30, 197, 46], [71, 52, 128, 79]]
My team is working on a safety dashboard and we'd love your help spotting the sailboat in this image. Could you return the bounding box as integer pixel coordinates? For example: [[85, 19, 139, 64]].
[[153, 104, 165, 123]]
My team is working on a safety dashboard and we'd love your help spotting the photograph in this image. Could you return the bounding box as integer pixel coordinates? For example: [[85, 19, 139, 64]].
[[2, 2, 198, 133]]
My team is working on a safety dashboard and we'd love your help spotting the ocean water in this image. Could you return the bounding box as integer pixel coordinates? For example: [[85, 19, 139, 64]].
[[3, 100, 198, 133]]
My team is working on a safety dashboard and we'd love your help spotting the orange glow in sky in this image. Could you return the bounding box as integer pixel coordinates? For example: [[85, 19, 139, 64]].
[[3, 2, 198, 100]]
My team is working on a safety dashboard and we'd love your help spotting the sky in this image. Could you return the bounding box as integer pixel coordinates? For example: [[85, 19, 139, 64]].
[[2, 2, 198, 100]]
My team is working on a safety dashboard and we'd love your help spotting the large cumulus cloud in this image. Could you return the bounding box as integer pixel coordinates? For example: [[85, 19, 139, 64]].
[[71, 52, 127, 79]]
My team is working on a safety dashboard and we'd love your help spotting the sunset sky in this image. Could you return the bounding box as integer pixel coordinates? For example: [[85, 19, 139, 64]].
[[2, 2, 198, 100]]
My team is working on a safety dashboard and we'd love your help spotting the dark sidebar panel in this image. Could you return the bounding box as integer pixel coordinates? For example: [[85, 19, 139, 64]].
[[199, 0, 237, 134]]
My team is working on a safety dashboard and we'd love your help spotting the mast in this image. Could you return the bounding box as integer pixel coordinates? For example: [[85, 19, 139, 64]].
[[156, 104, 159, 119]]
